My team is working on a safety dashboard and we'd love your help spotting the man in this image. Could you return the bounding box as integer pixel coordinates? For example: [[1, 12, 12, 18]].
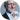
[[2, 1, 19, 19]]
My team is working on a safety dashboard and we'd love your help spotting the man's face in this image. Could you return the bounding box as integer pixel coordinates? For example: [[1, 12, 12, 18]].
[[8, 1, 15, 12]]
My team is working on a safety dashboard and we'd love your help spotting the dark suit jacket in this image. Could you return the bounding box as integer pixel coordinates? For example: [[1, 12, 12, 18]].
[[2, 13, 9, 19], [0, 13, 20, 20]]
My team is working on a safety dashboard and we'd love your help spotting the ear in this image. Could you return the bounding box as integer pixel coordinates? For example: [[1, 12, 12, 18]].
[[4, 5, 6, 9]]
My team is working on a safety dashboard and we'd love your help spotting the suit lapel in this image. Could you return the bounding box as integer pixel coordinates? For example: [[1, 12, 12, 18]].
[[5, 13, 9, 19], [2, 13, 9, 19]]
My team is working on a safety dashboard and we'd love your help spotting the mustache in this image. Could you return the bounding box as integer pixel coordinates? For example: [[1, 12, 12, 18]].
[[10, 7, 14, 9]]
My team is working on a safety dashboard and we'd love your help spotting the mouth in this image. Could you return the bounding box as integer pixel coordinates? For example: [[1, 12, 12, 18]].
[[10, 8, 14, 10], [11, 8, 13, 9], [10, 7, 14, 9]]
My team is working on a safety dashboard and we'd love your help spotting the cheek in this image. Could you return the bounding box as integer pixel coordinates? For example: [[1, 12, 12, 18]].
[[12, 5, 15, 9], [8, 5, 11, 8], [13, 5, 15, 8]]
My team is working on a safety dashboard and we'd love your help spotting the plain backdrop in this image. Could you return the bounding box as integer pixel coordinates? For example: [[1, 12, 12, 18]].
[[1, 2, 19, 15], [1, 1, 19, 20]]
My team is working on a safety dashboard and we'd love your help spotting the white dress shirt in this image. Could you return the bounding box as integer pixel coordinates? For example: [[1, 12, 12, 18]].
[[6, 11, 19, 19], [6, 12, 13, 19]]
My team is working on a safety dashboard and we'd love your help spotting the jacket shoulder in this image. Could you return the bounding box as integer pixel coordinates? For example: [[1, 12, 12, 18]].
[[0, 13, 6, 20]]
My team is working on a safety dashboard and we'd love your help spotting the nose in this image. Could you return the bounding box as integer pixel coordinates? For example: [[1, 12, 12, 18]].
[[11, 7, 13, 8], [11, 4, 13, 7], [11, 4, 13, 8]]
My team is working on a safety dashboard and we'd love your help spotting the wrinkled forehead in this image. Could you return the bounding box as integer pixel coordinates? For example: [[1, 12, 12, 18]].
[[7, 0, 15, 3], [8, 0, 15, 1], [8, 1, 15, 3]]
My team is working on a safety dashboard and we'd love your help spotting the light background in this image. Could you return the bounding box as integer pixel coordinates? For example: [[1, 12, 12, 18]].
[[1, 1, 19, 15]]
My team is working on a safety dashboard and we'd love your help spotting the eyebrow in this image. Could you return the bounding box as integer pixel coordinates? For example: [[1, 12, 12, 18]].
[[8, 3, 15, 4]]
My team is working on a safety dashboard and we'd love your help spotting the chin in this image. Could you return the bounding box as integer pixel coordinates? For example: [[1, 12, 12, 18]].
[[10, 10, 13, 12]]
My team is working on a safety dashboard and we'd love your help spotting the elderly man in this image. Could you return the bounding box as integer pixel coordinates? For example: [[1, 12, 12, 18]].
[[2, 1, 19, 19]]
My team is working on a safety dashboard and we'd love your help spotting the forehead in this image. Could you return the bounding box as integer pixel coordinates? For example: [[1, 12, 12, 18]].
[[8, 1, 15, 3], [8, 0, 15, 1]]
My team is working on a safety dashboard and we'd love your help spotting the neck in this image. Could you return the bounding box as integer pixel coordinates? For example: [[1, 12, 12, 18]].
[[6, 9, 12, 14]]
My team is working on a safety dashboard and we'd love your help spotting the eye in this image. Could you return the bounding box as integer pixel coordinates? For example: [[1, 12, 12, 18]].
[[8, 4, 11, 5], [13, 3, 15, 5], [13, 4, 15, 5]]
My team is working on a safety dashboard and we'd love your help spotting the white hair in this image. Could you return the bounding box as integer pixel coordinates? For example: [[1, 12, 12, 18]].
[[3, 0, 16, 5]]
